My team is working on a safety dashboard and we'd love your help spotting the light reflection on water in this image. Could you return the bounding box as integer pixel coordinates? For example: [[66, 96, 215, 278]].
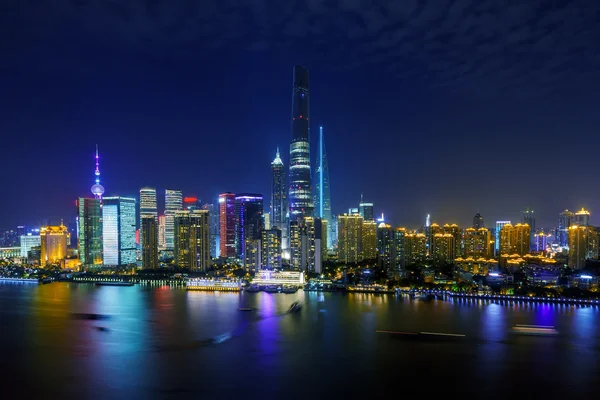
[[1, 282, 599, 398]]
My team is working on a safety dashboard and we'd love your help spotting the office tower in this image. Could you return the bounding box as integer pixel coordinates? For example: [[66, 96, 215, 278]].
[[359, 195, 374, 222], [219, 193, 236, 258], [299, 217, 323, 273], [568, 225, 599, 269], [377, 222, 394, 272], [289, 221, 303, 269], [271, 148, 286, 227], [557, 210, 574, 247], [77, 198, 103, 267], [337, 213, 363, 264], [165, 190, 183, 250], [40, 225, 69, 267], [473, 213, 484, 229], [202, 203, 220, 258], [431, 233, 455, 264], [260, 228, 282, 269], [572, 208, 591, 227], [174, 210, 210, 271], [141, 215, 158, 269], [362, 220, 377, 260], [495, 221, 511, 254], [394, 227, 406, 270], [313, 126, 333, 249], [521, 208, 535, 250], [534, 231, 547, 253], [443, 224, 463, 258], [404, 232, 427, 264], [139, 187, 157, 246], [235, 194, 264, 269], [20, 233, 41, 258], [330, 214, 338, 248], [288, 65, 313, 221], [464, 227, 493, 258], [349, 207, 359, 215], [102, 197, 136, 266], [184, 196, 201, 211], [158, 215, 166, 250]]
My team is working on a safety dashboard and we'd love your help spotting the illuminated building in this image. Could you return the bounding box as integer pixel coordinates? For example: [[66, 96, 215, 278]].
[[174, 210, 210, 271], [0, 247, 21, 259], [289, 220, 303, 269], [568, 225, 599, 269], [158, 215, 166, 250], [521, 208, 535, 250], [304, 217, 324, 273], [359, 194, 374, 222], [313, 126, 333, 249], [394, 227, 406, 269], [427, 223, 443, 255], [288, 65, 313, 221], [186, 279, 241, 292], [443, 224, 463, 258], [377, 223, 394, 272], [260, 228, 282, 269], [495, 221, 511, 254], [164, 189, 183, 250], [202, 203, 220, 258], [557, 209, 574, 247], [454, 257, 498, 275], [218, 193, 236, 258], [77, 197, 102, 267], [572, 208, 591, 227], [431, 233, 454, 264], [141, 215, 158, 269], [251, 270, 305, 287], [102, 197, 136, 266], [263, 212, 271, 230], [464, 227, 493, 258], [271, 148, 287, 234], [40, 225, 68, 267], [362, 220, 377, 260], [234, 194, 263, 270], [500, 223, 530, 256], [139, 187, 157, 246], [19, 233, 40, 258], [404, 233, 427, 265], [349, 207, 359, 215], [184, 196, 201, 211], [473, 213, 484, 229], [320, 219, 328, 262], [338, 213, 363, 264], [90, 145, 105, 200], [534, 231, 548, 253]]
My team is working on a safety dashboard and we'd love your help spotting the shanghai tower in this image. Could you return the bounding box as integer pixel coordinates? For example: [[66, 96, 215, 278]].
[[288, 65, 313, 221]]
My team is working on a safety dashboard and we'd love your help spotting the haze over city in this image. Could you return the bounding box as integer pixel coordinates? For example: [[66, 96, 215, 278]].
[[3, 1, 600, 229]]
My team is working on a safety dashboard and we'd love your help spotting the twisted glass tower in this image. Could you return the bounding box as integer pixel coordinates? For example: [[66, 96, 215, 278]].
[[288, 65, 313, 221]]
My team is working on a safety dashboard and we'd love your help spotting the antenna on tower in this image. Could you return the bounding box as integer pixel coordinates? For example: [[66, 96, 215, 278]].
[[360, 193, 363, 203], [91, 145, 105, 199]]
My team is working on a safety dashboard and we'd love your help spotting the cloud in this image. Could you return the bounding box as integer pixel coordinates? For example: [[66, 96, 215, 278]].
[[2, 0, 600, 98]]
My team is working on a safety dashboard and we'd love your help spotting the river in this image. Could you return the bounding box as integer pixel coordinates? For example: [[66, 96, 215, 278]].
[[0, 282, 598, 399]]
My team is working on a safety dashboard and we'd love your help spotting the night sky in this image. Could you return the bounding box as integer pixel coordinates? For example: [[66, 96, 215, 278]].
[[2, 0, 600, 231]]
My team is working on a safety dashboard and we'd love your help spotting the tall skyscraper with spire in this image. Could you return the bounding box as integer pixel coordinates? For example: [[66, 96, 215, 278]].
[[90, 145, 105, 200], [271, 148, 286, 228], [288, 65, 313, 222], [314, 126, 332, 248], [78, 146, 103, 268]]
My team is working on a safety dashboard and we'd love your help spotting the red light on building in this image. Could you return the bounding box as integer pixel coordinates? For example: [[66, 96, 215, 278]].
[[184, 197, 198, 203]]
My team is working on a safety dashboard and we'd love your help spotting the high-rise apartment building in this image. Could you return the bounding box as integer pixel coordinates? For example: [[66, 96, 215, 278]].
[[362, 220, 377, 260], [337, 213, 363, 264], [234, 194, 263, 269], [464, 227, 493, 258], [499, 223, 530, 256], [77, 197, 103, 268], [141, 215, 158, 269], [431, 233, 455, 264], [158, 215, 166, 250], [260, 228, 282, 269], [164, 189, 183, 250], [473, 213, 484, 229], [394, 227, 406, 270], [495, 221, 511, 254], [521, 208, 535, 250], [377, 222, 394, 272], [40, 225, 69, 266], [289, 220, 303, 269], [219, 193, 236, 258], [557, 210, 574, 247], [443, 224, 462, 258], [534, 231, 548, 253], [288, 65, 313, 221], [404, 232, 427, 265], [174, 210, 210, 272], [568, 225, 599, 269], [139, 187, 157, 246], [102, 197, 136, 266], [572, 208, 591, 227], [202, 203, 220, 258]]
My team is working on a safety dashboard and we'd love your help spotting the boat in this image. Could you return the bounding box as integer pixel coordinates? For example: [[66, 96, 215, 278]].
[[95, 281, 134, 287], [287, 301, 302, 313], [281, 286, 298, 294], [511, 324, 559, 336], [244, 285, 260, 293], [264, 286, 279, 293]]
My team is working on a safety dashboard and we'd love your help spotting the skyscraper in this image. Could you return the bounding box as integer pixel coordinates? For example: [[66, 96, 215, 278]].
[[521, 208, 535, 250], [314, 126, 333, 248], [431, 233, 455, 264], [20, 233, 40, 258], [337, 213, 363, 264], [77, 197, 102, 267], [102, 197, 136, 266], [359, 195, 374, 222], [557, 209, 574, 247], [234, 194, 263, 270], [495, 221, 511, 254], [141, 215, 158, 269], [158, 215, 166, 250], [377, 222, 394, 273], [90, 145, 105, 200], [499, 223, 530, 256], [139, 187, 157, 246], [260, 228, 282, 269], [219, 193, 236, 258], [40, 225, 68, 266], [165, 189, 183, 250], [568, 225, 599, 269], [288, 65, 313, 221], [361, 220, 377, 260], [174, 210, 210, 272], [202, 203, 220, 258], [271, 148, 286, 228], [473, 213, 484, 229], [572, 208, 591, 227]]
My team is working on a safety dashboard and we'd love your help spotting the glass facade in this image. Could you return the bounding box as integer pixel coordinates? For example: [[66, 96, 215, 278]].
[[219, 193, 236, 258], [102, 197, 136, 266], [174, 210, 210, 271], [78, 197, 103, 267], [165, 189, 183, 250], [234, 194, 264, 269]]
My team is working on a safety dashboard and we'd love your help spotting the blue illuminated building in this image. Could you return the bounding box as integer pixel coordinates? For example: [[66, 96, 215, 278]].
[[102, 197, 137, 266], [314, 125, 333, 248], [234, 194, 263, 267]]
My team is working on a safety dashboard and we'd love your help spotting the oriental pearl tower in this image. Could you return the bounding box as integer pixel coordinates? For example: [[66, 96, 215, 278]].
[[90, 145, 105, 200]]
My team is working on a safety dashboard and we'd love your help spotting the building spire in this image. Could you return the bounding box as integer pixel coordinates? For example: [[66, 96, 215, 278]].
[[91, 144, 105, 199], [272, 146, 283, 165]]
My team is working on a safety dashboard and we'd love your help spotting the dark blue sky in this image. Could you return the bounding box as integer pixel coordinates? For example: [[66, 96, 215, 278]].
[[2, 0, 600, 230]]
